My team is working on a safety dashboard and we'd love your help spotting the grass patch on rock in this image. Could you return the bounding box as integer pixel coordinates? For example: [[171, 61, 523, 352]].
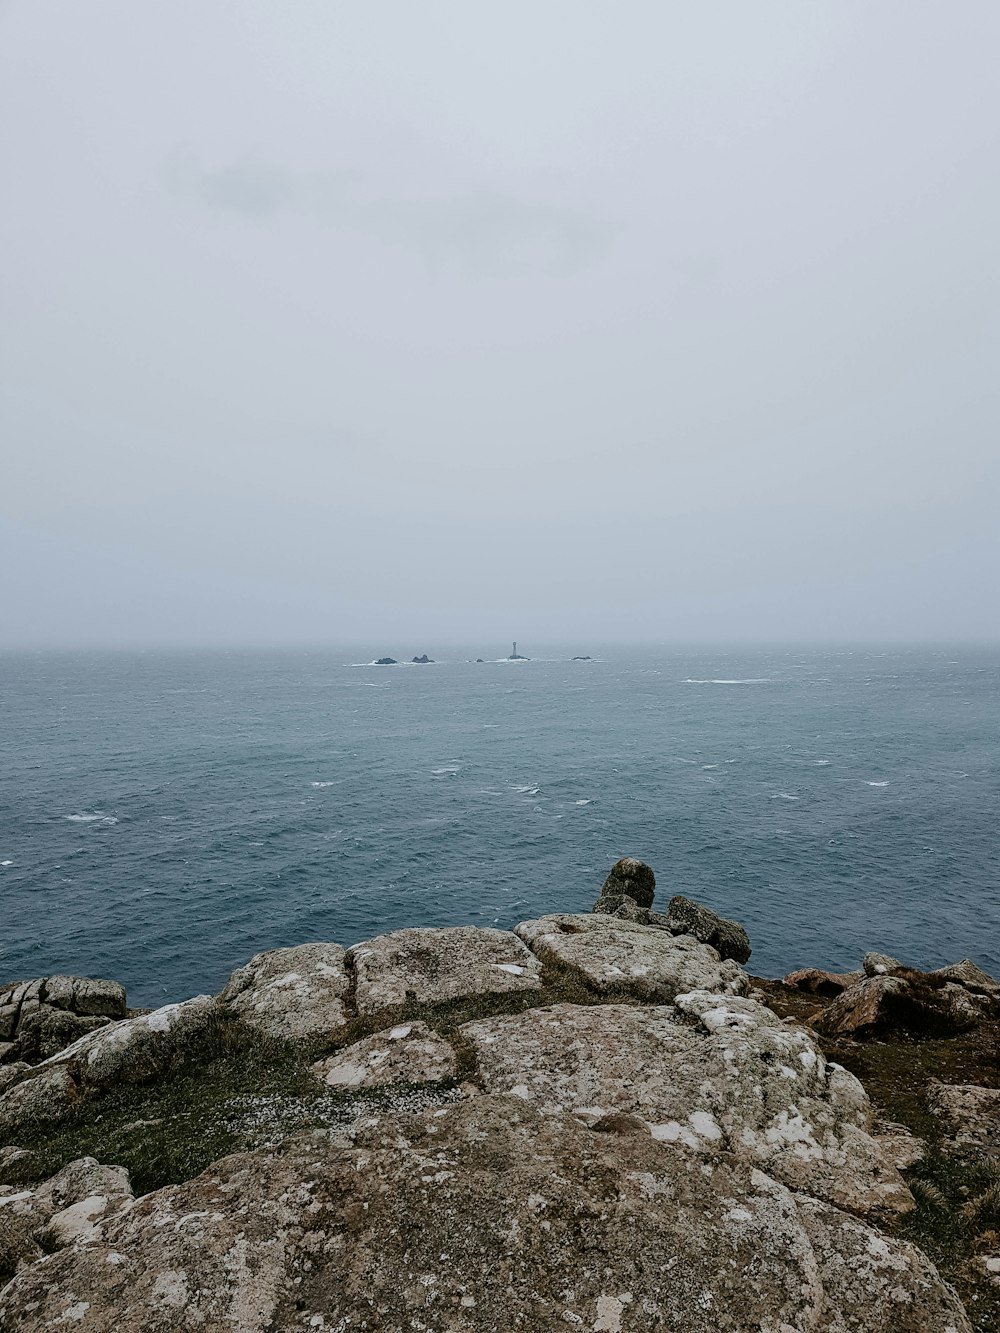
[[0, 1009, 458, 1197]]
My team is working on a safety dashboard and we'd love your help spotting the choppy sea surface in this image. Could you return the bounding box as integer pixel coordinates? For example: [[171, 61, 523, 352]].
[[2, 646, 998, 1007]]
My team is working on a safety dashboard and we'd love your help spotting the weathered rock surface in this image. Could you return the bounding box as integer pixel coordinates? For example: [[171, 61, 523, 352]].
[[597, 855, 656, 908], [930, 959, 999, 993], [312, 1020, 457, 1089], [0, 1065, 80, 1137], [0, 976, 126, 1066], [0, 1096, 969, 1332], [784, 967, 864, 997], [348, 926, 542, 1016], [815, 965, 998, 1039], [863, 951, 904, 977], [0, 1157, 132, 1281], [592, 893, 649, 923], [926, 1082, 1000, 1158], [516, 913, 748, 1000], [220, 942, 350, 1040], [0, 998, 216, 1135], [655, 894, 752, 964], [463, 995, 912, 1221]]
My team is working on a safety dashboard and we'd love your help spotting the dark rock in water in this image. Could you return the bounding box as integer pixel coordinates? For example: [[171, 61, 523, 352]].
[[373, 657, 397, 666], [411, 655, 433, 664], [598, 857, 656, 909], [657, 895, 752, 964], [784, 967, 863, 997], [475, 658, 484, 663], [571, 655, 592, 660]]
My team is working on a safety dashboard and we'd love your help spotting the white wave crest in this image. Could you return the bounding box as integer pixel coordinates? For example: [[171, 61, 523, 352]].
[[865, 781, 890, 787], [574, 799, 592, 806], [66, 813, 118, 825], [513, 784, 540, 796], [0, 860, 12, 867], [770, 792, 800, 801], [432, 765, 461, 775], [683, 678, 771, 685], [311, 781, 338, 788]]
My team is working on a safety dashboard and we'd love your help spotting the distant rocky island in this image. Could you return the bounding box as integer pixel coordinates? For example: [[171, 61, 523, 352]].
[[1, 858, 997, 1330]]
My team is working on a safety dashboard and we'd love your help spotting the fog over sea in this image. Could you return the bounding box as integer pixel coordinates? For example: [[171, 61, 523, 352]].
[[2, 646, 997, 1008]]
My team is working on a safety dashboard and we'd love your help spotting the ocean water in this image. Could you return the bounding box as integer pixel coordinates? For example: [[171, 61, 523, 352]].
[[2, 646, 998, 1008]]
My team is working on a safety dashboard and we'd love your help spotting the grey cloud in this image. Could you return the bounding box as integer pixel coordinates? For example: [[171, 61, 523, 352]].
[[166, 154, 611, 273]]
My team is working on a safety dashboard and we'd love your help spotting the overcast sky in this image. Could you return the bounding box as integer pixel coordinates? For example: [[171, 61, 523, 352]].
[[1, 2, 997, 648]]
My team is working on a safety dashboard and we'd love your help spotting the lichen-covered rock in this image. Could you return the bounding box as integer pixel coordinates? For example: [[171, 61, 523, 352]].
[[41, 977, 126, 1019], [220, 942, 350, 1040], [598, 855, 656, 908], [515, 912, 748, 1000], [312, 1020, 457, 1089], [0, 1096, 969, 1332], [655, 894, 752, 963], [462, 995, 912, 1220], [348, 926, 542, 1016], [926, 1082, 1000, 1158], [37, 995, 215, 1092], [863, 951, 904, 976], [930, 959, 999, 993], [0, 976, 127, 1066], [11, 1007, 110, 1062], [0, 1065, 80, 1137], [0, 1157, 132, 1281], [592, 893, 649, 923]]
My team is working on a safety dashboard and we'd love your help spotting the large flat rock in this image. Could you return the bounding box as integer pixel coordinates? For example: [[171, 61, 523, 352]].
[[0, 1095, 969, 1333], [220, 943, 350, 1040], [348, 926, 542, 1016], [462, 993, 913, 1221], [515, 912, 748, 1000]]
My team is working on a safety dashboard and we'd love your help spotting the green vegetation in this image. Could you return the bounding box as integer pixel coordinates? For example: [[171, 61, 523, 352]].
[[0, 963, 615, 1199]]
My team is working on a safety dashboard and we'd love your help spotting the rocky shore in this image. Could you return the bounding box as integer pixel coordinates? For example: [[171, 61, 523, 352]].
[[1, 859, 998, 1331]]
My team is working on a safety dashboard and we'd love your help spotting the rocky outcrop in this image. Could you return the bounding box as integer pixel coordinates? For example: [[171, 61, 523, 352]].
[[220, 943, 350, 1041], [1, 861, 987, 1330], [0, 997, 215, 1138], [1, 1156, 132, 1282], [311, 1020, 457, 1088], [815, 958, 1000, 1039], [0, 1096, 971, 1333], [463, 994, 912, 1221], [347, 926, 542, 1016], [0, 976, 126, 1065], [516, 912, 748, 1001], [653, 893, 752, 964]]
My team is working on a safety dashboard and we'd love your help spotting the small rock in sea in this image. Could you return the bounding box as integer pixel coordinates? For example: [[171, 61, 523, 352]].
[[374, 657, 397, 665], [411, 654, 433, 664], [597, 856, 656, 909]]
